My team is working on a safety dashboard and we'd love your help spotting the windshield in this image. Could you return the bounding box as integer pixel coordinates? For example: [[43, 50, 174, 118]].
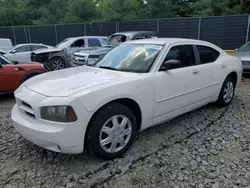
[[93, 43, 162, 73], [0, 55, 13, 64], [55, 38, 71, 48], [239, 42, 250, 52]]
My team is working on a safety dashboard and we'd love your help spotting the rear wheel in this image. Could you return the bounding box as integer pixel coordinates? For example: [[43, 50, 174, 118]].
[[86, 103, 137, 160], [216, 76, 236, 106], [49, 57, 66, 71]]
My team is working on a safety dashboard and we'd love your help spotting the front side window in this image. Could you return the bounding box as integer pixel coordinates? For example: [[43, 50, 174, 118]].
[[72, 39, 85, 47], [93, 43, 162, 73], [197, 45, 220, 64], [88, 38, 101, 47], [0, 56, 12, 65], [109, 35, 127, 46], [164, 45, 195, 68], [13, 45, 31, 53]]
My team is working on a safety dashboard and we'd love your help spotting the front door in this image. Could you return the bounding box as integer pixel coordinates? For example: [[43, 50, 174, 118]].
[[0, 56, 15, 92], [154, 44, 203, 124]]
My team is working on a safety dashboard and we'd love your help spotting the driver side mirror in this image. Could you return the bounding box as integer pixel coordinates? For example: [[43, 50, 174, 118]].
[[11, 49, 17, 54], [159, 59, 181, 71], [0, 64, 3, 69]]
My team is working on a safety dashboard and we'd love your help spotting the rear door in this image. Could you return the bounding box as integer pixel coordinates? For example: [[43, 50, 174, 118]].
[[0, 56, 15, 92], [193, 45, 221, 98]]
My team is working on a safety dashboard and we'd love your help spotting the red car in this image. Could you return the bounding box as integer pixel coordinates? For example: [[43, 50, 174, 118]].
[[0, 55, 48, 94]]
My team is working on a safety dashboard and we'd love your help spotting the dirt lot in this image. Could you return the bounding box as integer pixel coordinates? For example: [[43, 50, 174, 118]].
[[1, 79, 250, 188]]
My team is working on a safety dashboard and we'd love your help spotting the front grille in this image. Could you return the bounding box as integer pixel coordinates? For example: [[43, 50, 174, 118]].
[[16, 98, 36, 119], [242, 61, 250, 66], [22, 101, 32, 108]]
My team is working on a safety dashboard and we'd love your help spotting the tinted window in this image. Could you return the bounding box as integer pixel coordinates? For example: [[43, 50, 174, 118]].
[[72, 39, 85, 47], [32, 45, 48, 51], [197, 45, 220, 64], [164, 45, 195, 68], [0, 56, 11, 65], [88, 39, 101, 47], [14, 45, 31, 53]]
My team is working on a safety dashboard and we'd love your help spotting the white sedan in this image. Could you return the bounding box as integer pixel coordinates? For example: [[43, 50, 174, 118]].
[[4, 43, 53, 62], [11, 38, 242, 160]]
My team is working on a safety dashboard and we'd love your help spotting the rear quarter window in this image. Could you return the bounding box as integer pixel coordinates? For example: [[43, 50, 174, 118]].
[[197, 45, 220, 64]]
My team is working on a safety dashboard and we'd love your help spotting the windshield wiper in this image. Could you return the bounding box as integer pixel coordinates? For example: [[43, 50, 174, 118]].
[[98, 66, 117, 71]]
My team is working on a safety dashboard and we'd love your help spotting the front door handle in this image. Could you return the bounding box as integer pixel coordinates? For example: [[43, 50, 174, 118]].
[[222, 64, 226, 68], [193, 70, 199, 75]]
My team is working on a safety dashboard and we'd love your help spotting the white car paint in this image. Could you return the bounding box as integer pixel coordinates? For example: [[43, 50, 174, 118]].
[[11, 38, 243, 154], [4, 43, 53, 62]]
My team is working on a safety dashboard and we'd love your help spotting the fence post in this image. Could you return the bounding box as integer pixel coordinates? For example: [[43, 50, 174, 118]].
[[24, 26, 28, 43], [116, 21, 119, 32], [246, 15, 250, 43], [54, 25, 58, 44], [157, 19, 160, 33], [197, 17, 201, 40], [27, 26, 31, 43], [12, 27, 17, 45], [84, 23, 87, 36]]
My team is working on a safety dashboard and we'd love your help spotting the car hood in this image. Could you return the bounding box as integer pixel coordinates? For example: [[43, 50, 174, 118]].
[[74, 47, 112, 56], [231, 51, 250, 61], [23, 66, 139, 97], [33, 48, 62, 54]]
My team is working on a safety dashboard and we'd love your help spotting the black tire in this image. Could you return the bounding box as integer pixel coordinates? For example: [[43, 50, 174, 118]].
[[19, 70, 45, 86], [216, 76, 236, 106], [48, 57, 66, 71], [86, 103, 137, 160]]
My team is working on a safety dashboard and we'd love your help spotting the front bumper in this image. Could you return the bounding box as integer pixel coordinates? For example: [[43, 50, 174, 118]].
[[11, 86, 91, 154]]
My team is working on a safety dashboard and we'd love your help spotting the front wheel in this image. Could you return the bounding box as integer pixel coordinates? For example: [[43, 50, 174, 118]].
[[86, 103, 137, 160], [216, 76, 236, 106], [48, 57, 66, 71]]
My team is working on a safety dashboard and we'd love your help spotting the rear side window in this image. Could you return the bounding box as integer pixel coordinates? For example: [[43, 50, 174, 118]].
[[32, 45, 48, 51], [197, 45, 220, 64], [88, 38, 101, 47]]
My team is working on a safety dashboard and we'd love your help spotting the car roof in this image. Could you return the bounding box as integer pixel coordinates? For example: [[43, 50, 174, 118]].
[[14, 43, 49, 47], [112, 31, 157, 36], [127, 38, 213, 45], [67, 36, 107, 40]]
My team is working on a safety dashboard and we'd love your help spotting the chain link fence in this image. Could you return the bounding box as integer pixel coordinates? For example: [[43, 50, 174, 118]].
[[0, 14, 249, 49]]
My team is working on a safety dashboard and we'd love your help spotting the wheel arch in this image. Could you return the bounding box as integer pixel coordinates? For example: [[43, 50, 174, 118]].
[[84, 98, 142, 149], [19, 69, 46, 86], [227, 71, 238, 85]]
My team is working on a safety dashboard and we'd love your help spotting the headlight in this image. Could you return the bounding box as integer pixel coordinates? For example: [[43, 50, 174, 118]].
[[41, 106, 77, 122]]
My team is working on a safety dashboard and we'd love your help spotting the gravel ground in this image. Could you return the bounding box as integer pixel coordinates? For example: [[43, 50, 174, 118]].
[[1, 79, 250, 188]]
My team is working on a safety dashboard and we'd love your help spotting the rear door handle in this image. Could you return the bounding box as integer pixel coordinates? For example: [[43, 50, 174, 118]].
[[193, 70, 199, 75]]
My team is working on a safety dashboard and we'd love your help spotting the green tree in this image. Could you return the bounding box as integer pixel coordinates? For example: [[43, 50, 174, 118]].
[[63, 0, 98, 23]]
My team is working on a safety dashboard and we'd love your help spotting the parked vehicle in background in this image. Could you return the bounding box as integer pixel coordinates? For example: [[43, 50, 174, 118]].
[[30, 36, 107, 71], [11, 38, 242, 160], [0, 55, 48, 95], [0, 49, 6, 55], [4, 43, 53, 62], [0, 38, 13, 53], [71, 31, 158, 67], [232, 41, 250, 73]]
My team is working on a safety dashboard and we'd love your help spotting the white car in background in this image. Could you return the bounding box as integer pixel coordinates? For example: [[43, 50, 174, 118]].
[[0, 38, 13, 53], [4, 43, 53, 62], [11, 38, 242, 160]]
